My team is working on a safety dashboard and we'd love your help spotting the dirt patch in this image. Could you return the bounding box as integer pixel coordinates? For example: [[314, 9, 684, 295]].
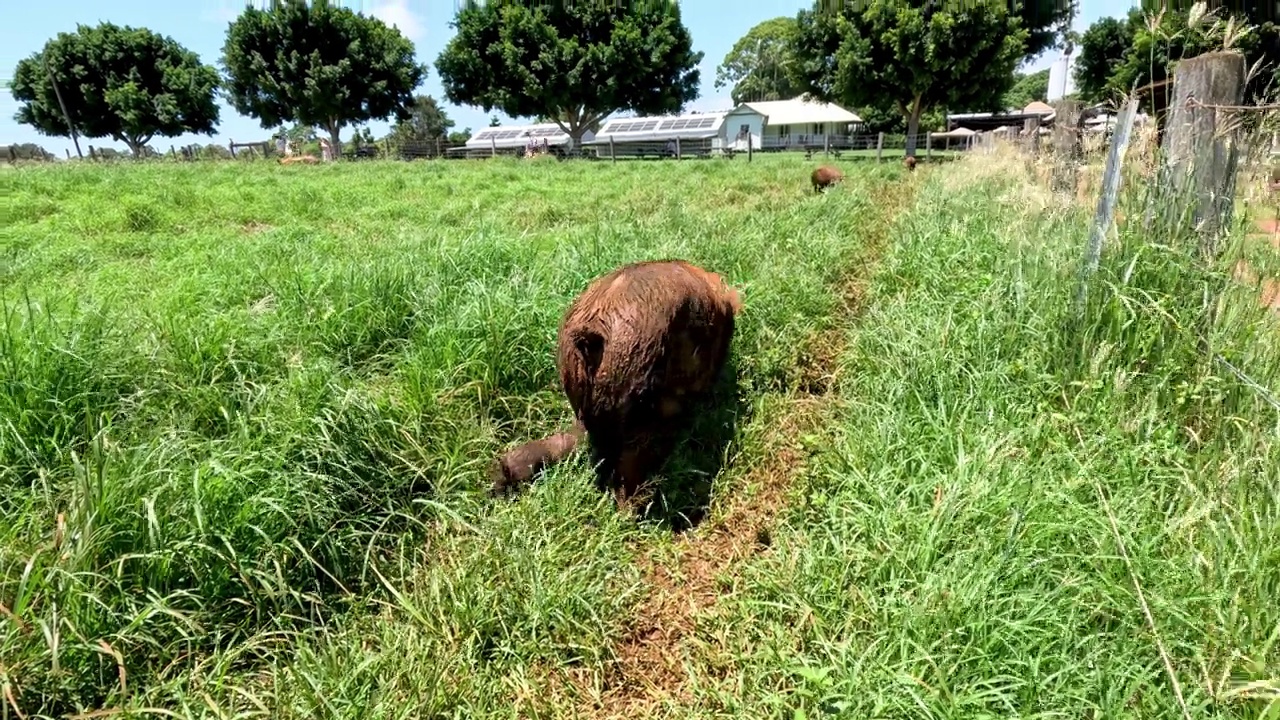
[[529, 173, 921, 718], [240, 221, 273, 235]]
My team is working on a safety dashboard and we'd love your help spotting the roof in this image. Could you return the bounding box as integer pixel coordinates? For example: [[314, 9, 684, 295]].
[[584, 111, 732, 143], [740, 96, 862, 126], [1023, 101, 1055, 115], [466, 122, 594, 149]]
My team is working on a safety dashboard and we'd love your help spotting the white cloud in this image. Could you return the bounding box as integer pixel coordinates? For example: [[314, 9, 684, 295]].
[[200, 0, 244, 25], [367, 0, 426, 42]]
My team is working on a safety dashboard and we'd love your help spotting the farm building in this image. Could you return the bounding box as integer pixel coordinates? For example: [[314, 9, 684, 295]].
[[947, 101, 1057, 133], [738, 96, 864, 151], [584, 105, 766, 159], [454, 122, 595, 158]]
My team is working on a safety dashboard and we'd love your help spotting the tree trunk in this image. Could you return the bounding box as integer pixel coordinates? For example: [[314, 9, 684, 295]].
[[904, 96, 923, 158], [326, 122, 343, 161], [122, 135, 148, 157]]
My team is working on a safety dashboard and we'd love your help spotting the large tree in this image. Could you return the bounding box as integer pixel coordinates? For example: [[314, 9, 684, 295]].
[[715, 17, 802, 104], [389, 95, 455, 150], [791, 0, 1028, 157], [221, 0, 427, 157], [10, 23, 220, 156], [1074, 13, 1139, 102], [435, 0, 702, 145]]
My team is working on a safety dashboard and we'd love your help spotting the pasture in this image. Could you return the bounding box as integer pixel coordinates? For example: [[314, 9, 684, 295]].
[[1, 152, 1279, 718]]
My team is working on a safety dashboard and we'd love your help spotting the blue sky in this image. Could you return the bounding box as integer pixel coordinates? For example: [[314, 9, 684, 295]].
[[1, 0, 1127, 157]]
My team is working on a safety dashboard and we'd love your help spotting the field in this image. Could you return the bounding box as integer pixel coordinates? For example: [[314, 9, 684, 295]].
[[2, 151, 1280, 718]]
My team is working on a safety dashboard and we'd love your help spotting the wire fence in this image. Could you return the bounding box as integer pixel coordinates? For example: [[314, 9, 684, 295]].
[[4, 131, 1006, 165]]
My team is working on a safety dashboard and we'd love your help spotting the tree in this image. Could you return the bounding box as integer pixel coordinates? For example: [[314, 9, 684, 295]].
[[791, 0, 1028, 157], [221, 0, 427, 158], [1074, 13, 1139, 102], [1021, 0, 1079, 59], [390, 95, 455, 149], [435, 1, 703, 145], [715, 17, 802, 104], [10, 22, 220, 156], [489, 115, 502, 127], [448, 128, 472, 144], [1004, 68, 1050, 110]]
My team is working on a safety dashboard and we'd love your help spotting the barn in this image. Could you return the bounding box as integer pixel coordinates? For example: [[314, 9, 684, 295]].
[[457, 122, 595, 158], [583, 105, 767, 159]]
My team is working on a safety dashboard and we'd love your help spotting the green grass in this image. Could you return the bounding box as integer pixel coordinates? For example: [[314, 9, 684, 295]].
[[0, 154, 909, 717], [2, 149, 1279, 719]]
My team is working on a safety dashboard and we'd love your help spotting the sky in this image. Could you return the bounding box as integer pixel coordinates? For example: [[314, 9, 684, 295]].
[[0, 0, 1127, 158]]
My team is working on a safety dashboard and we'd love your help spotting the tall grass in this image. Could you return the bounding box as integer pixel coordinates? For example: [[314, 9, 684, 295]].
[[680, 149, 1280, 718], [0, 155, 908, 716]]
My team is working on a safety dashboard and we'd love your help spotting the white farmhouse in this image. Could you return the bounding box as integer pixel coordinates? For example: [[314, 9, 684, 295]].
[[735, 96, 863, 151]]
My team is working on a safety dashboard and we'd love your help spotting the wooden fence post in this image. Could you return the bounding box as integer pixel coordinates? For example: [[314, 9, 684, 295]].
[[1161, 50, 1248, 260], [747, 134, 753, 162], [925, 133, 932, 160], [610, 135, 616, 163], [675, 137, 681, 160], [876, 132, 884, 162], [229, 140, 236, 158], [1051, 99, 1083, 192], [490, 135, 497, 157], [824, 134, 830, 158]]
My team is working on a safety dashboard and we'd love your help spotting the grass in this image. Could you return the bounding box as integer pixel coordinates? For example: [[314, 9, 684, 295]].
[[2, 146, 1279, 718]]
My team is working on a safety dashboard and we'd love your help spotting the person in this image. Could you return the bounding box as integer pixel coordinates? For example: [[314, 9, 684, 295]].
[[319, 136, 333, 162], [665, 139, 676, 158]]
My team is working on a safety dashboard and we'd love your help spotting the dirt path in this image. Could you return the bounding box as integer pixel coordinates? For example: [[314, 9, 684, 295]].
[[527, 171, 924, 718]]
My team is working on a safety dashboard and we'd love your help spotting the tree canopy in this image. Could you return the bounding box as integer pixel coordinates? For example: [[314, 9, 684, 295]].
[[434, 0, 703, 142], [791, 0, 1028, 156], [1003, 68, 1050, 110], [1075, 5, 1279, 111], [714, 17, 802, 104], [220, 0, 427, 154], [1074, 13, 1138, 102], [10, 22, 220, 156], [388, 95, 455, 150]]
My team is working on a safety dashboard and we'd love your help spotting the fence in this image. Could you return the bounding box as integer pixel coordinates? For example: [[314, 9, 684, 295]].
[[5, 128, 1004, 166]]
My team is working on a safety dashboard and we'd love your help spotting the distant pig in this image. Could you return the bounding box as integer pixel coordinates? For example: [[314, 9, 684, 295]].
[[490, 259, 742, 505], [904, 156, 918, 172], [811, 165, 844, 193]]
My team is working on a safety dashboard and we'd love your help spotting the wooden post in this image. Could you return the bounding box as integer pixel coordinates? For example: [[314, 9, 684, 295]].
[[824, 134, 830, 158], [229, 140, 236, 158], [490, 135, 497, 157], [876, 132, 884, 162], [65, 148, 71, 159], [88, 145, 96, 160], [610, 135, 616, 163], [1161, 50, 1248, 260], [747, 134, 753, 162], [1051, 99, 1083, 193], [925, 132, 932, 161], [675, 137, 681, 160]]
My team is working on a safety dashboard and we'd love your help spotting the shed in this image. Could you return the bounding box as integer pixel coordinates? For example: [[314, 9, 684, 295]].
[[584, 109, 757, 158], [462, 122, 595, 156], [740, 96, 863, 150]]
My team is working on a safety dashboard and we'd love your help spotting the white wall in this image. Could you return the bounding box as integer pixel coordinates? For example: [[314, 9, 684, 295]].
[[722, 112, 765, 151], [1047, 52, 1077, 102]]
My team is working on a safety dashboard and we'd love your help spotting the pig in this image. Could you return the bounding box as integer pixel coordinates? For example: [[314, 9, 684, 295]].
[[811, 165, 844, 193], [490, 259, 742, 505], [904, 155, 918, 172]]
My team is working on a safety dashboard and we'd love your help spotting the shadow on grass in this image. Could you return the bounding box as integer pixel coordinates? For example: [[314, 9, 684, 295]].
[[636, 351, 747, 534]]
